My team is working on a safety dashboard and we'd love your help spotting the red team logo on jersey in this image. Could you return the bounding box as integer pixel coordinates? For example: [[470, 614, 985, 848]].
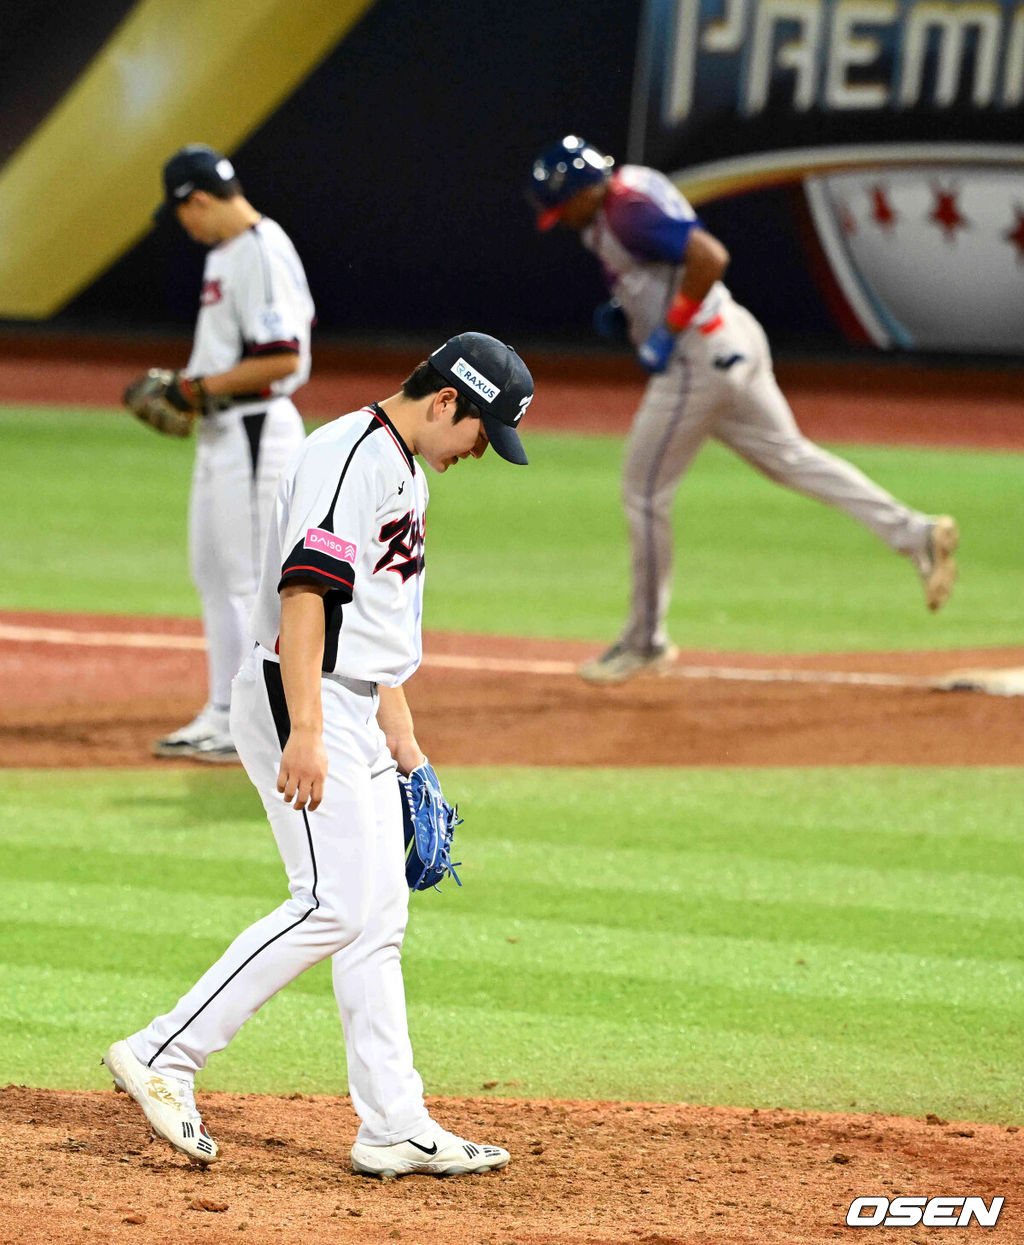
[[375, 512, 424, 582], [200, 279, 223, 306]]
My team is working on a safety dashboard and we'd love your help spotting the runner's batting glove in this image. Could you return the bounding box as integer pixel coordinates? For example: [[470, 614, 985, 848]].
[[637, 325, 676, 373], [399, 760, 463, 892]]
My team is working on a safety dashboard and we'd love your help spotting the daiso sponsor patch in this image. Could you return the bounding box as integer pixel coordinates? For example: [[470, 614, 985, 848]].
[[304, 528, 357, 562]]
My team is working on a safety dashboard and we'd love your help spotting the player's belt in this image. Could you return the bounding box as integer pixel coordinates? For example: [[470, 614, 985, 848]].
[[256, 643, 377, 699], [203, 390, 271, 415], [323, 671, 378, 698]]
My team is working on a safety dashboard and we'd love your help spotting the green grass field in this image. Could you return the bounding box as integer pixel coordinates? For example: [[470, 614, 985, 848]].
[[1, 403, 1022, 1124], [1, 405, 1021, 649], [0, 767, 1021, 1122]]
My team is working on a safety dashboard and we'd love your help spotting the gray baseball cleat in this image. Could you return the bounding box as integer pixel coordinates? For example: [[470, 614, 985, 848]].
[[914, 515, 959, 611], [187, 732, 240, 764], [102, 1040, 219, 1164], [152, 704, 237, 761], [578, 641, 679, 684], [350, 1126, 509, 1178]]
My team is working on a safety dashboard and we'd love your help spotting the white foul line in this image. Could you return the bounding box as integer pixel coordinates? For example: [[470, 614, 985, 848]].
[[668, 664, 930, 688], [0, 622, 205, 650], [421, 652, 579, 676], [0, 621, 934, 688]]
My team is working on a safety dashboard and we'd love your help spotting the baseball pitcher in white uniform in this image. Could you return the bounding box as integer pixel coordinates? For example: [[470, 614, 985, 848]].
[[150, 144, 312, 756], [528, 137, 960, 684], [103, 333, 533, 1178]]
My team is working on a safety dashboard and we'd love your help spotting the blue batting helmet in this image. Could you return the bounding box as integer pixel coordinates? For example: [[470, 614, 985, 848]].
[[528, 136, 615, 230]]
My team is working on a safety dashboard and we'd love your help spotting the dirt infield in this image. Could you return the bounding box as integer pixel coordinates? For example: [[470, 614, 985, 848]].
[[1, 1085, 1021, 1245], [410, 636, 1024, 767], [2, 612, 1023, 769]]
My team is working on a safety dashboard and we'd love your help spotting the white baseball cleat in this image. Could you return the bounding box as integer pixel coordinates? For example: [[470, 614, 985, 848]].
[[102, 1040, 219, 1164], [350, 1126, 509, 1178], [152, 705, 236, 761], [187, 731, 240, 764], [578, 641, 679, 684], [914, 515, 959, 612]]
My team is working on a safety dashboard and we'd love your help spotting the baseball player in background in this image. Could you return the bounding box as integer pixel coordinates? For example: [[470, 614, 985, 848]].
[[104, 333, 533, 1177], [149, 144, 312, 757], [528, 137, 959, 684]]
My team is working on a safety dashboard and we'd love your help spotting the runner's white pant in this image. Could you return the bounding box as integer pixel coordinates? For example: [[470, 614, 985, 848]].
[[128, 645, 430, 1146], [189, 398, 305, 710], [621, 298, 932, 650]]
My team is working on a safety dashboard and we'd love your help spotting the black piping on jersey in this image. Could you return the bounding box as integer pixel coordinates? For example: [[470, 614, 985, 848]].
[[368, 403, 415, 474], [276, 418, 375, 594], [303, 400, 367, 668], [147, 660, 319, 1069], [277, 406, 415, 668], [318, 406, 413, 534], [320, 405, 415, 661]]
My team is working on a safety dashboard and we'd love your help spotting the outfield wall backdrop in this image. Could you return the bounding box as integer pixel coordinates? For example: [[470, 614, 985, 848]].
[[0, 0, 1021, 355]]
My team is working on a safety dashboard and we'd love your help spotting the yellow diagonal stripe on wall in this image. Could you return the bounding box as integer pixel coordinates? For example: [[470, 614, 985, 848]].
[[0, 0, 376, 318]]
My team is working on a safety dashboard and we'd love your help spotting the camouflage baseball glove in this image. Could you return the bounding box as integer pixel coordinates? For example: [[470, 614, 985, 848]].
[[123, 368, 205, 437], [399, 760, 463, 891]]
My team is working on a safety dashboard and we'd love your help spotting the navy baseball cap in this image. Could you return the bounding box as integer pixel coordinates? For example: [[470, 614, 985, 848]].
[[528, 136, 614, 230], [154, 144, 239, 223], [429, 333, 534, 465]]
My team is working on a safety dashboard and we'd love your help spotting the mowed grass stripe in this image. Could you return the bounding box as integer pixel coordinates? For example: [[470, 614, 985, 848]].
[[6, 874, 1022, 1010], [406, 1004, 1017, 1122], [6, 884, 1019, 966], [5, 837, 1021, 914], [4, 887, 1022, 1008], [0, 767, 1021, 1119], [1, 988, 1014, 1121], [4, 932, 1013, 1044], [1, 406, 1022, 650], [9, 764, 1022, 861]]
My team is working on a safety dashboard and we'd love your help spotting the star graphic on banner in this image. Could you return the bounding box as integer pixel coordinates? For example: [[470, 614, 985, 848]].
[[868, 185, 897, 230], [929, 184, 968, 240], [1004, 207, 1024, 262]]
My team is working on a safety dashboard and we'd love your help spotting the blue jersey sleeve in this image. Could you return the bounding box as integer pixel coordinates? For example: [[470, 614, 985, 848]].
[[604, 181, 702, 264]]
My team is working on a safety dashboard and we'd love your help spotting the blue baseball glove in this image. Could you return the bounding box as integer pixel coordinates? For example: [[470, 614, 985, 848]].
[[398, 760, 463, 891]]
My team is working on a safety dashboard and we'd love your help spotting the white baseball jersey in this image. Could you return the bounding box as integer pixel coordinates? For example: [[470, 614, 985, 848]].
[[187, 216, 314, 403], [582, 165, 726, 346], [250, 404, 429, 686]]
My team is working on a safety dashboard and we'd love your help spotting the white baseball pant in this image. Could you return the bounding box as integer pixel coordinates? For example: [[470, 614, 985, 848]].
[[189, 398, 305, 710], [620, 297, 932, 651], [127, 644, 431, 1146]]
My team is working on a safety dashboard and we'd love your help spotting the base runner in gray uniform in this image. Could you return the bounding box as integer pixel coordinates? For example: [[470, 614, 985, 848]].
[[103, 333, 533, 1178], [528, 137, 959, 684]]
